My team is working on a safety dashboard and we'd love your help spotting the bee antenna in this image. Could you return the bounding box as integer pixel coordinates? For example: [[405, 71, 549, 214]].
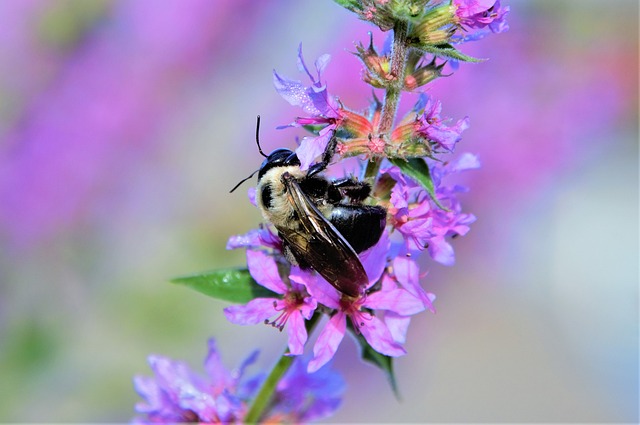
[[256, 115, 267, 158], [229, 169, 259, 194]]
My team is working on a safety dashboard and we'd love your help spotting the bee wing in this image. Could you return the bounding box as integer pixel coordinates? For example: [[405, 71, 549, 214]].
[[282, 174, 368, 297]]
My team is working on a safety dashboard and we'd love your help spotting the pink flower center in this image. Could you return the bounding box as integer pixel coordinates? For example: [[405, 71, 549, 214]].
[[338, 295, 372, 334], [265, 292, 303, 331]]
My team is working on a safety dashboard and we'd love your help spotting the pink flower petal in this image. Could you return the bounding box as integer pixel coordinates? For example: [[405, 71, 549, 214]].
[[365, 287, 425, 315], [292, 270, 340, 310], [359, 315, 406, 357], [427, 235, 455, 266], [392, 257, 435, 310], [247, 250, 287, 294], [223, 298, 279, 325], [308, 313, 346, 373], [296, 125, 334, 171], [383, 312, 411, 344], [286, 310, 308, 355], [359, 230, 390, 286]]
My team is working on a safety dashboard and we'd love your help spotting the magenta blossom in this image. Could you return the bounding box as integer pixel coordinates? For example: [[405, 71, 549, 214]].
[[291, 232, 426, 372], [224, 250, 317, 355]]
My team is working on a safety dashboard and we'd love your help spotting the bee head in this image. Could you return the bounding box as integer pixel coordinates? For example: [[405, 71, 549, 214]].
[[258, 148, 301, 180]]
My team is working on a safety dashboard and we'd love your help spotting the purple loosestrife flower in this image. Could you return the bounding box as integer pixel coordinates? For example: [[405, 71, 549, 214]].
[[417, 95, 470, 153], [134, 339, 345, 423], [219, 2, 500, 393], [378, 271, 436, 345], [273, 45, 375, 167], [391, 256, 436, 313], [453, 0, 510, 42], [293, 232, 426, 372], [384, 156, 477, 266], [226, 224, 282, 252], [224, 250, 317, 355], [392, 94, 469, 154], [273, 45, 342, 170], [133, 339, 256, 423], [0, 0, 255, 248], [268, 357, 345, 423]]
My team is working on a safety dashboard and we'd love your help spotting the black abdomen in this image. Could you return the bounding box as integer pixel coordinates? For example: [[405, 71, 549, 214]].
[[329, 205, 387, 253]]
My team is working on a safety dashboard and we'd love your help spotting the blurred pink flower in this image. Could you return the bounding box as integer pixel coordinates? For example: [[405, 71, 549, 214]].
[[0, 0, 255, 248]]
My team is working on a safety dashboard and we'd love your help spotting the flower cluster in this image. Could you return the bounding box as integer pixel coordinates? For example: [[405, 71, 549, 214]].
[[340, 0, 509, 44], [223, 0, 508, 376], [134, 1, 508, 422], [227, 51, 482, 372], [133, 338, 344, 423]]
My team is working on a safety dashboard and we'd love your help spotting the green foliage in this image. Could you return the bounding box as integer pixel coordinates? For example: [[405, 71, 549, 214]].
[[389, 157, 447, 210], [414, 43, 484, 62], [171, 268, 276, 304]]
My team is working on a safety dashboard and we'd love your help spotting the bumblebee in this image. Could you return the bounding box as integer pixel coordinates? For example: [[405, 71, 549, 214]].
[[233, 117, 387, 297]]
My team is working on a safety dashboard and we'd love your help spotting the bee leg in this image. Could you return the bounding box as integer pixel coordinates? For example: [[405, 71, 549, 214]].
[[329, 178, 372, 203], [307, 134, 338, 177], [329, 205, 387, 253]]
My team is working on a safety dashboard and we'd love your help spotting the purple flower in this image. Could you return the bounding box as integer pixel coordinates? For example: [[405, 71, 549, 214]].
[[224, 250, 317, 355], [391, 256, 436, 312], [134, 338, 345, 423], [453, 0, 510, 42], [376, 270, 436, 345], [292, 232, 425, 372], [417, 94, 469, 152], [426, 184, 477, 265], [273, 45, 343, 169], [268, 357, 345, 423], [0, 0, 246, 248], [385, 157, 477, 265], [386, 167, 435, 252], [133, 338, 256, 423], [226, 225, 282, 252], [273, 44, 338, 118]]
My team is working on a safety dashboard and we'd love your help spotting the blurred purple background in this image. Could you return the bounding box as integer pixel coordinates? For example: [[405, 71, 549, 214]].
[[0, 0, 637, 422]]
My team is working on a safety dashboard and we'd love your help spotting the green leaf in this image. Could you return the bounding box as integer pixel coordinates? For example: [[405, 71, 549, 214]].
[[415, 43, 484, 63], [350, 325, 400, 399], [389, 157, 447, 210], [332, 0, 362, 12], [171, 268, 276, 304]]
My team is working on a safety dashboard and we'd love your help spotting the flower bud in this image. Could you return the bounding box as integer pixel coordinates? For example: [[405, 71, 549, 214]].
[[404, 57, 447, 91], [341, 109, 374, 138], [411, 4, 456, 46], [354, 33, 393, 88], [421, 4, 456, 31]]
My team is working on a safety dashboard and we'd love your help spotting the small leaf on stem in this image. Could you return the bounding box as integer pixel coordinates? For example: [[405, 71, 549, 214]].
[[171, 268, 276, 304], [389, 157, 448, 210]]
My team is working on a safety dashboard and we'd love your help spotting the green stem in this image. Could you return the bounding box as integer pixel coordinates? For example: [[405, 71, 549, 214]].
[[365, 19, 410, 181], [244, 313, 321, 423]]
